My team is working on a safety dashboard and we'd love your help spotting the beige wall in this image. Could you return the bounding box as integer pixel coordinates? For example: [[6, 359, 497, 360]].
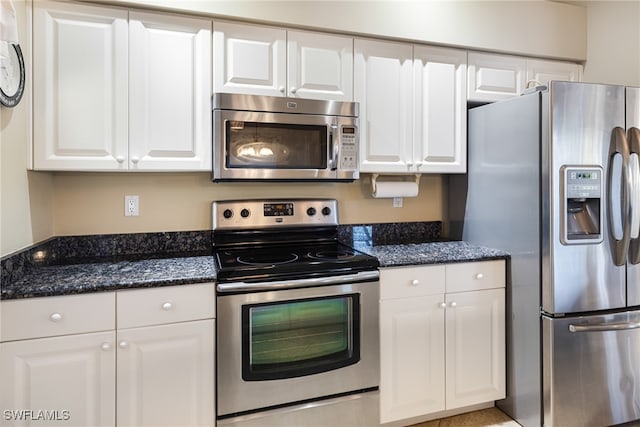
[[52, 173, 444, 236], [581, 1, 640, 86]]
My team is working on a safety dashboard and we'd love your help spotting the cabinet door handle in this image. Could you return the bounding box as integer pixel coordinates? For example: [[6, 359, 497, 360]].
[[475, 273, 484, 280], [116, 156, 125, 163], [290, 87, 297, 94], [101, 343, 112, 351], [450, 301, 457, 308], [118, 341, 129, 349], [49, 312, 63, 322], [131, 156, 139, 164], [439, 302, 446, 308], [162, 302, 173, 311], [279, 86, 285, 94], [411, 279, 419, 287]]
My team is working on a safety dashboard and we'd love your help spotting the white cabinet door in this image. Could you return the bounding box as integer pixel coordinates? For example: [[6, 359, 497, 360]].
[[287, 30, 353, 101], [525, 58, 583, 86], [355, 38, 413, 173], [380, 295, 446, 423], [0, 331, 116, 427], [213, 21, 286, 96], [467, 52, 526, 102], [414, 46, 467, 173], [116, 320, 215, 427], [445, 288, 506, 410], [129, 12, 212, 171], [33, 1, 128, 170]]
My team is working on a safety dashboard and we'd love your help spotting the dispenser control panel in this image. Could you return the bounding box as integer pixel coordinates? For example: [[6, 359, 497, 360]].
[[566, 169, 602, 199]]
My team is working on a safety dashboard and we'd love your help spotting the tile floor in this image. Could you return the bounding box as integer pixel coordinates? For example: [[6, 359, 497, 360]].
[[409, 407, 520, 427]]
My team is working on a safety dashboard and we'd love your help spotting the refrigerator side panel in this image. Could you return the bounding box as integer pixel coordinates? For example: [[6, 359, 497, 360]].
[[542, 311, 640, 427], [627, 86, 640, 307], [465, 94, 542, 427], [546, 81, 626, 314]]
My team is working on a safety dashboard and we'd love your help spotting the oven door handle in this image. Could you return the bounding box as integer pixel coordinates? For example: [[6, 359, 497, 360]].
[[216, 270, 380, 293]]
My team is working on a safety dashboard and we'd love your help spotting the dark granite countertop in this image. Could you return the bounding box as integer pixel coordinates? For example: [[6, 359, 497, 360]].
[[1, 223, 509, 300], [1, 256, 217, 300], [353, 241, 510, 268]]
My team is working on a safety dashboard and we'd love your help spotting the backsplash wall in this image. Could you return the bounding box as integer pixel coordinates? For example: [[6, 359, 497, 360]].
[[51, 172, 445, 236]]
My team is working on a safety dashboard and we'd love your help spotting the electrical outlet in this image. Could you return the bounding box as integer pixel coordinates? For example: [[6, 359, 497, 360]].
[[125, 195, 139, 217], [392, 197, 403, 208]]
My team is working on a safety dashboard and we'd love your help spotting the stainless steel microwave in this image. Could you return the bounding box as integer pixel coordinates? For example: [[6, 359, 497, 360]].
[[212, 93, 359, 181]]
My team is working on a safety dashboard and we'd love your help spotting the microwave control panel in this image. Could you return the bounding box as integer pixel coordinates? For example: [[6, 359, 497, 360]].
[[339, 126, 357, 170]]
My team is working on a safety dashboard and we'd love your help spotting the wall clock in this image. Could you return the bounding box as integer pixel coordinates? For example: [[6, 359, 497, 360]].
[[0, 42, 25, 108]]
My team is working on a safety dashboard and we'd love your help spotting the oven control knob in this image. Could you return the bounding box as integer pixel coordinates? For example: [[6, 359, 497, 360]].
[[223, 209, 233, 219], [307, 207, 316, 216], [321, 207, 332, 216], [241, 208, 250, 218]]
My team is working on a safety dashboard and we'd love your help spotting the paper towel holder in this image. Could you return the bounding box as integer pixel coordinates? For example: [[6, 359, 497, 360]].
[[371, 173, 421, 193]]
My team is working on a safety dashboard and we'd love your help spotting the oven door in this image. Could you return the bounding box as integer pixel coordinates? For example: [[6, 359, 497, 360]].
[[216, 280, 379, 417], [212, 110, 358, 181]]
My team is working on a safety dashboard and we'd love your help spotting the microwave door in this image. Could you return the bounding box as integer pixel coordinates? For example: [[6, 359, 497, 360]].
[[213, 110, 338, 181]]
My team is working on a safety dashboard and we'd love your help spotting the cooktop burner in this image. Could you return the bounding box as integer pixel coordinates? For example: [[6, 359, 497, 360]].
[[236, 253, 299, 266]]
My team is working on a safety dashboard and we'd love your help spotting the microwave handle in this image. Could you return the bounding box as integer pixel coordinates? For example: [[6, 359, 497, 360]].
[[329, 124, 338, 170]]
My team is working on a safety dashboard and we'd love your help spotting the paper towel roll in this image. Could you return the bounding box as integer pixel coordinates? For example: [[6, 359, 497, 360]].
[[372, 181, 419, 198]]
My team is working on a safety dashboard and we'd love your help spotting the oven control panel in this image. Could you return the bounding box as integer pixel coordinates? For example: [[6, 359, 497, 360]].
[[213, 199, 338, 230]]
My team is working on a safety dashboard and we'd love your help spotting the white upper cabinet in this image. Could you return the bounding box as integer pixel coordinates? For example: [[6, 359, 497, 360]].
[[213, 21, 286, 97], [414, 46, 467, 173], [32, 2, 212, 171], [355, 39, 467, 174], [467, 52, 526, 102], [525, 58, 583, 87], [287, 30, 353, 101], [468, 52, 583, 102], [33, 1, 129, 170], [214, 22, 353, 101], [129, 12, 212, 171], [355, 38, 414, 173]]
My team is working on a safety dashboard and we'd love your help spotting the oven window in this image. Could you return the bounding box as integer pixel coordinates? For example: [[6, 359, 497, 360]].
[[242, 295, 360, 381], [226, 121, 328, 169]]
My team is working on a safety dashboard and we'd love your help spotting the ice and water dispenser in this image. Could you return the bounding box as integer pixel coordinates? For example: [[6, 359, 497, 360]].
[[561, 166, 603, 244]]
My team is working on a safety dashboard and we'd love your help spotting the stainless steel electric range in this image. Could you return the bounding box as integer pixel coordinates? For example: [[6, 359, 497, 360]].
[[213, 199, 380, 427]]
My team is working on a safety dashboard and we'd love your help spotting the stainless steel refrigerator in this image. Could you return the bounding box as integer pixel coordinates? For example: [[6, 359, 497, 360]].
[[451, 81, 640, 427]]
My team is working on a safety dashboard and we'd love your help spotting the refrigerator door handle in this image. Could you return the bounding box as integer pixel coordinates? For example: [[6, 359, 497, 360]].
[[569, 321, 640, 333], [628, 127, 640, 265], [608, 127, 632, 266]]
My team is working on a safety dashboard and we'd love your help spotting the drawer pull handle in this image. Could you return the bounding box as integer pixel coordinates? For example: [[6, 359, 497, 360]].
[[49, 313, 63, 322], [439, 302, 446, 308], [475, 273, 484, 280], [119, 341, 129, 349], [101, 343, 112, 351], [450, 301, 457, 308], [162, 302, 173, 311], [411, 280, 419, 287]]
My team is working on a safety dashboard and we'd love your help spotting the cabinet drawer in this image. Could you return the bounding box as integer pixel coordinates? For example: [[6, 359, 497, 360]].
[[116, 283, 215, 329], [380, 265, 446, 300], [0, 293, 116, 342], [446, 260, 505, 293]]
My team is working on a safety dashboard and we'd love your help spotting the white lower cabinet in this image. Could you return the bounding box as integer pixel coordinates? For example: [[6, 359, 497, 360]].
[[116, 320, 215, 427], [0, 284, 215, 427], [379, 261, 506, 424], [0, 331, 117, 427]]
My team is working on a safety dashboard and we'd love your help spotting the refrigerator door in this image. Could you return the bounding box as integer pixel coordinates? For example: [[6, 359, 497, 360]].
[[627, 87, 640, 307], [542, 310, 640, 427], [545, 82, 627, 314]]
